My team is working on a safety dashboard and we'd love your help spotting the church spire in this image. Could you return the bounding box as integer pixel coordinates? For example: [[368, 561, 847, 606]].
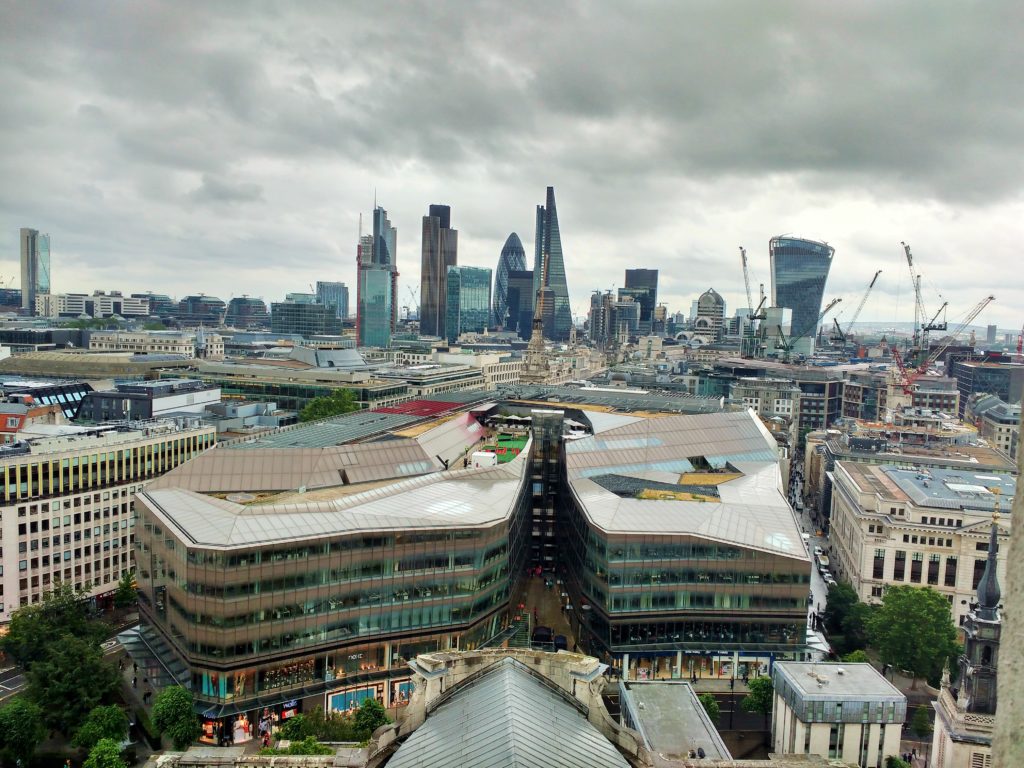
[[976, 511, 1002, 621]]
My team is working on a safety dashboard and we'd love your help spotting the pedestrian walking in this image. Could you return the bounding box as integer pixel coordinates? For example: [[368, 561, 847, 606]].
[[132, 676, 137, 688], [133, 661, 138, 673]]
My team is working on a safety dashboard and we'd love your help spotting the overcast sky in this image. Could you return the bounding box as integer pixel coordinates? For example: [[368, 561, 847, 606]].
[[1, 1, 1021, 330]]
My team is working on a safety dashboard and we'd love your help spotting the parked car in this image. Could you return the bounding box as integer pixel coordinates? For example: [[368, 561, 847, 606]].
[[553, 634, 569, 651], [813, 546, 824, 557], [532, 625, 554, 644]]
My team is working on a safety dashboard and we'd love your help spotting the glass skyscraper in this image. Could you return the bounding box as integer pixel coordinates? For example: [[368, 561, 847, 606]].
[[623, 268, 658, 333], [506, 269, 534, 340], [532, 187, 572, 341], [316, 281, 349, 320], [445, 266, 492, 344], [20, 228, 50, 313], [770, 236, 835, 356], [492, 232, 526, 329], [357, 206, 396, 347], [420, 205, 458, 338]]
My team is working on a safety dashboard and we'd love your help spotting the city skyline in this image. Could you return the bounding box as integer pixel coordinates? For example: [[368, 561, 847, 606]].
[[0, 4, 1020, 328]]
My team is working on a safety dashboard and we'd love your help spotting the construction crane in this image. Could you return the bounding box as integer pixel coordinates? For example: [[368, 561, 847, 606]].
[[740, 247, 754, 317], [741, 295, 767, 358], [902, 242, 926, 348], [830, 317, 845, 344], [778, 297, 842, 362], [891, 295, 996, 393], [843, 270, 882, 339]]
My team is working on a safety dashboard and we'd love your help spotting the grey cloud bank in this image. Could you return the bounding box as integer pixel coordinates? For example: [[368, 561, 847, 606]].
[[0, 1, 1021, 326]]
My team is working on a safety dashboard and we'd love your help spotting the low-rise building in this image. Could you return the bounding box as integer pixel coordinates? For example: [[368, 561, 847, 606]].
[[89, 330, 225, 359], [377, 363, 486, 397], [0, 419, 216, 621], [967, 394, 1020, 459], [35, 291, 150, 319], [76, 379, 222, 422], [829, 461, 1012, 622], [771, 661, 906, 766]]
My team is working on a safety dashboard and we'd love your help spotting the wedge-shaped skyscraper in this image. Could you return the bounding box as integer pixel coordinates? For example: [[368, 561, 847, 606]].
[[532, 187, 573, 341]]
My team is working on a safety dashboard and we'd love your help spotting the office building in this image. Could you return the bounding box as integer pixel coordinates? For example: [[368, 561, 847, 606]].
[[35, 290, 149, 319], [986, 324, 997, 345], [76, 379, 221, 422], [533, 187, 573, 341], [951, 359, 1024, 417], [0, 419, 216, 623], [372, 206, 398, 333], [492, 233, 527, 330], [506, 269, 534, 340], [623, 269, 658, 334], [20, 228, 51, 314], [967, 394, 1020, 458], [445, 266, 492, 343], [271, 301, 344, 337], [772, 662, 906, 766], [694, 288, 726, 341], [828, 461, 1012, 623], [89, 330, 225, 359], [132, 293, 176, 319], [770, 236, 835, 357], [315, 282, 349, 320], [224, 297, 270, 328], [176, 295, 226, 326], [931, 520, 1002, 768], [357, 266, 393, 348], [420, 205, 458, 338]]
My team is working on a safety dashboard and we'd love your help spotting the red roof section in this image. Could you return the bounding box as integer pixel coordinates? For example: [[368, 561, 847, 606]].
[[373, 400, 461, 417]]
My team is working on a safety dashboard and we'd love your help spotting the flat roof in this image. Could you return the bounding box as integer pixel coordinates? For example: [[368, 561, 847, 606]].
[[621, 681, 730, 761], [774, 662, 904, 700], [884, 466, 1016, 512]]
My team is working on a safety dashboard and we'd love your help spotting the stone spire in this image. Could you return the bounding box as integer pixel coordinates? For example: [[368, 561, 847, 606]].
[[976, 512, 1002, 621]]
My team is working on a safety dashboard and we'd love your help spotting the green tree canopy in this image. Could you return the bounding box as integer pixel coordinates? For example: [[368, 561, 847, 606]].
[[885, 757, 911, 768], [698, 693, 720, 722], [0, 698, 46, 766], [113, 571, 137, 610], [842, 650, 871, 664], [74, 705, 130, 750], [841, 602, 874, 652], [26, 632, 119, 734], [869, 586, 959, 688], [741, 676, 774, 726], [2, 583, 108, 668], [353, 698, 389, 740], [299, 389, 358, 422], [823, 581, 858, 635], [911, 705, 933, 740], [84, 738, 128, 768], [152, 686, 201, 750]]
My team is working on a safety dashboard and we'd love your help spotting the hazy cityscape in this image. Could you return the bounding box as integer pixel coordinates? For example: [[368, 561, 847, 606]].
[[0, 4, 1021, 768]]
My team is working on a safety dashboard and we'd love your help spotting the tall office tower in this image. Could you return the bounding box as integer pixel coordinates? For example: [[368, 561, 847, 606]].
[[420, 205, 458, 338], [316, 281, 349, 320], [532, 187, 573, 341], [770, 236, 835, 357], [506, 269, 535, 339], [357, 223, 392, 348], [20, 228, 51, 313], [492, 233, 527, 329], [372, 206, 398, 332], [694, 288, 726, 341], [986, 324, 998, 345], [445, 266, 492, 344], [623, 268, 658, 333]]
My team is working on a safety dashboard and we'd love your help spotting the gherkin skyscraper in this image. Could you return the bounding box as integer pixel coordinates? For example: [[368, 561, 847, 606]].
[[532, 186, 572, 341], [493, 232, 527, 329]]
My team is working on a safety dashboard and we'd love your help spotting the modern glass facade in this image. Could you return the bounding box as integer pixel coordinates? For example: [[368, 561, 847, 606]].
[[357, 267, 392, 347], [506, 269, 534, 340], [20, 229, 50, 313], [224, 297, 270, 328], [420, 205, 458, 338], [315, 281, 349, 320], [445, 266, 492, 343], [492, 233, 527, 329], [270, 301, 344, 337], [133, 462, 531, 713], [623, 269, 658, 331], [533, 187, 573, 341], [770, 237, 835, 356]]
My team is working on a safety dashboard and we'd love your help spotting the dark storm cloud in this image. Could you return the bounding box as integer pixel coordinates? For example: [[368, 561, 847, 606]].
[[0, 1, 1020, 325]]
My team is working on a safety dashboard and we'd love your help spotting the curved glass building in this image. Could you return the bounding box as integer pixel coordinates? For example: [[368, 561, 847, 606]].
[[492, 233, 527, 330], [769, 236, 835, 355]]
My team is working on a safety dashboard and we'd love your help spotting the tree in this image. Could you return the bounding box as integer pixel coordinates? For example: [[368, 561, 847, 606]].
[[299, 389, 358, 422], [869, 586, 959, 689], [911, 705, 933, 740], [885, 758, 911, 768], [822, 582, 858, 635], [279, 714, 313, 741], [84, 739, 128, 768], [698, 693, 720, 722], [74, 705, 130, 750], [26, 633, 119, 734], [152, 686, 201, 750], [285, 737, 334, 755], [841, 602, 873, 653], [113, 571, 137, 610], [353, 698, 389, 740], [0, 698, 46, 766], [2, 583, 108, 668], [842, 649, 871, 664], [741, 676, 774, 727]]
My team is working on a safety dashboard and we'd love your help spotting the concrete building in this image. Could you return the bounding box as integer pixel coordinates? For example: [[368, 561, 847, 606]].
[[829, 461, 1012, 623], [967, 394, 1021, 459], [771, 662, 905, 766], [728, 377, 800, 421], [76, 379, 222, 422], [377, 363, 486, 397], [951, 359, 1024, 417], [36, 290, 150, 319], [694, 288, 726, 342], [89, 330, 225, 359], [0, 419, 216, 622]]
